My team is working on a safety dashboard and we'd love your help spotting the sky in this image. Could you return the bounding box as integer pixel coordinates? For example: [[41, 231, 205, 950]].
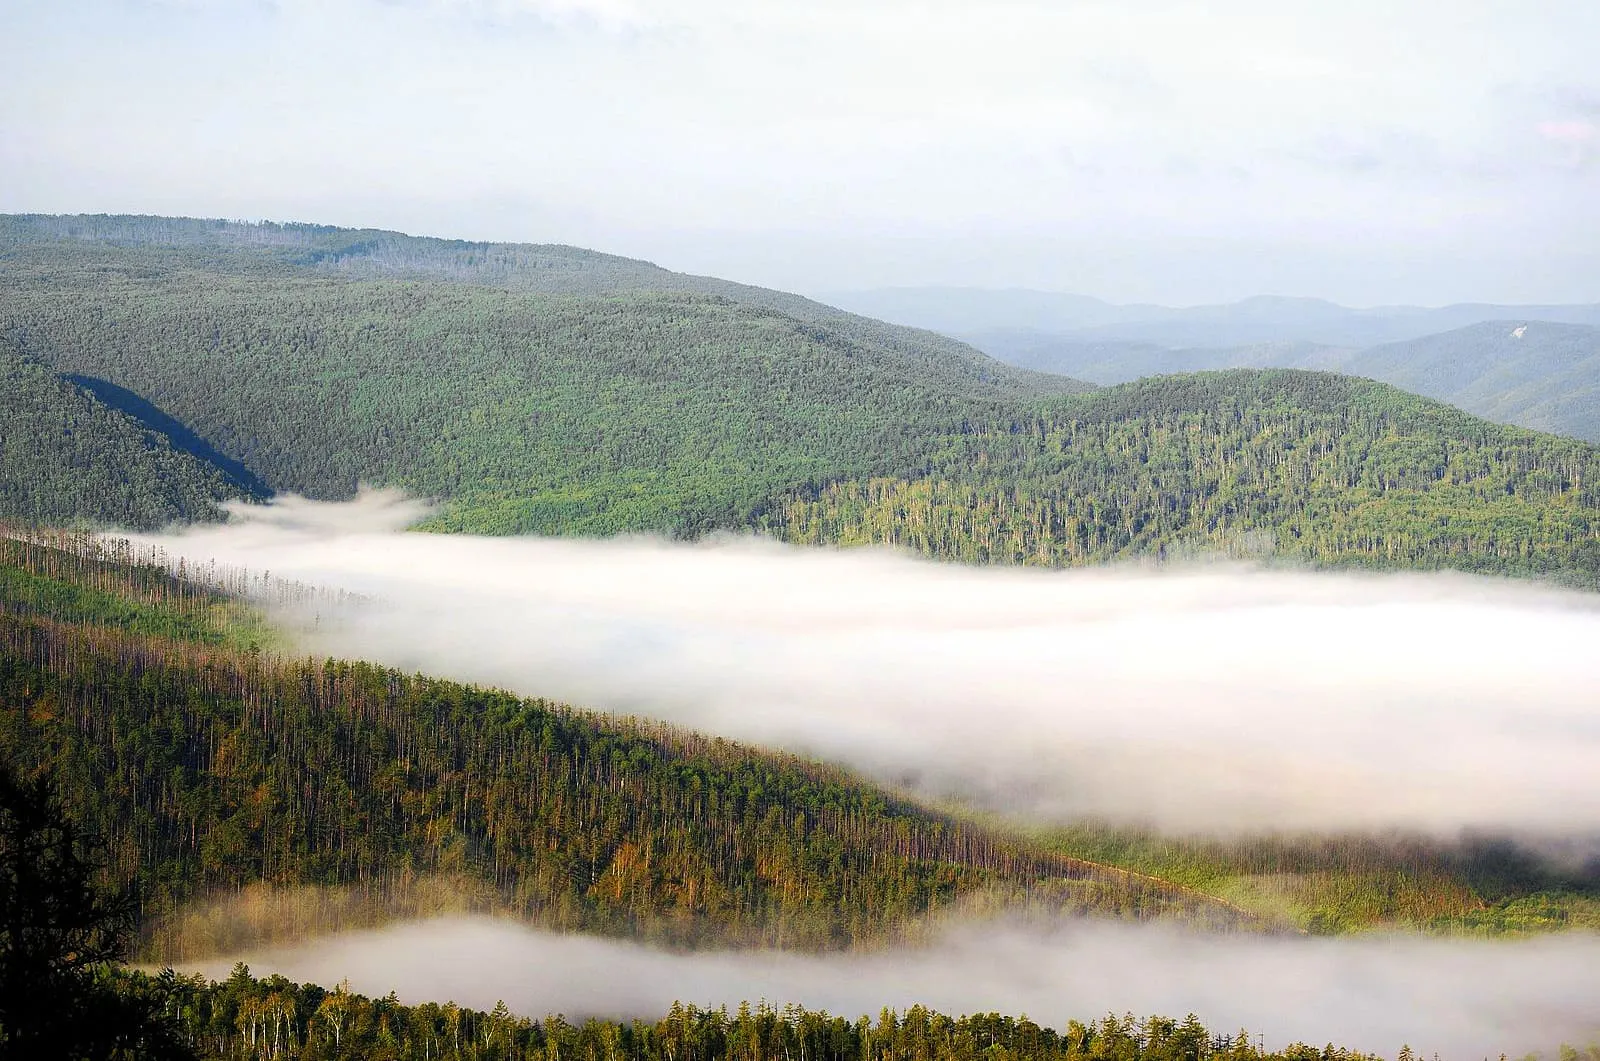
[[3, 0, 1599, 304]]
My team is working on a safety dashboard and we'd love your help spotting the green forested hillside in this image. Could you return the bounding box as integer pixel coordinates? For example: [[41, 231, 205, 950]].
[[3, 530, 1593, 948], [0, 214, 1074, 403], [1340, 321, 1600, 441], [771, 371, 1600, 583], [1044, 822, 1600, 937], [0, 342, 253, 529], [970, 321, 1600, 442], [108, 968, 1392, 1061], [0, 532, 1219, 960], [0, 214, 1048, 374], [4, 216, 1600, 588], [0, 220, 1082, 536]]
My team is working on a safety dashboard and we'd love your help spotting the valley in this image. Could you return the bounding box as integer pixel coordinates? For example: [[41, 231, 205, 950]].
[[7, 1, 1600, 1054], [2, 217, 1599, 1059]]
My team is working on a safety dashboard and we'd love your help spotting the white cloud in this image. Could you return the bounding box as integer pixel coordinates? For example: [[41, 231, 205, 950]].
[[132, 495, 1600, 836]]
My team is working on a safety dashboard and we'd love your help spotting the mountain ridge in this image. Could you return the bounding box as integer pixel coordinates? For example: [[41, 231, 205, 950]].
[[966, 320, 1600, 442], [823, 285, 1600, 348], [1, 213, 1085, 399]]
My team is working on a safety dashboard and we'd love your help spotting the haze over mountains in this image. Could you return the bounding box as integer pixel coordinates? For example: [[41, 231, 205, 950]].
[[826, 288, 1600, 442], [824, 288, 1600, 349]]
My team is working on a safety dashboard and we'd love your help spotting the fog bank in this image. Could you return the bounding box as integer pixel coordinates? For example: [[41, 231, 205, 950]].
[[179, 916, 1600, 1059], [135, 494, 1600, 835]]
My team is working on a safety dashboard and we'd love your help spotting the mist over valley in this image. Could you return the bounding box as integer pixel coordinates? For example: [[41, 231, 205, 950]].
[[177, 917, 1600, 1060], [4, 1, 1600, 1054], [134, 495, 1600, 838]]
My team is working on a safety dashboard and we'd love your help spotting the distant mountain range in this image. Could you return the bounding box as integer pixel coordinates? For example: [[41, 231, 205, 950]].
[[822, 288, 1600, 442], [821, 287, 1600, 349], [962, 322, 1600, 443]]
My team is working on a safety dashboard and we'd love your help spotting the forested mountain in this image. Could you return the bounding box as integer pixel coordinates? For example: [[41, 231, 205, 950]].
[[968, 322, 1600, 443], [770, 371, 1600, 585], [0, 214, 1073, 400], [0, 530, 1226, 962], [825, 286, 1600, 348], [0, 340, 256, 529], [0, 216, 1085, 537], [1338, 322, 1600, 441], [4, 216, 1600, 588], [109, 967, 1392, 1061]]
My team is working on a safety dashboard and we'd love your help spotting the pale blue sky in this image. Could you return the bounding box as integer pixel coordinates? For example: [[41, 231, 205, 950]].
[[2, 0, 1597, 304]]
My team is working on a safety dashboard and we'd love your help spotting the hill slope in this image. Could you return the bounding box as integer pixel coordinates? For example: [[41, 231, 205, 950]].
[[4, 217, 1600, 588], [0, 340, 257, 528], [7, 530, 1590, 948], [968, 321, 1600, 443], [0, 530, 1221, 960], [770, 371, 1600, 585], [0, 214, 1077, 398], [0, 216, 1085, 536], [1340, 321, 1600, 441]]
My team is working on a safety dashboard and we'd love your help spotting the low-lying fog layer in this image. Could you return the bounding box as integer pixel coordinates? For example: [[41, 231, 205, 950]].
[[180, 917, 1600, 1058], [136, 493, 1600, 835]]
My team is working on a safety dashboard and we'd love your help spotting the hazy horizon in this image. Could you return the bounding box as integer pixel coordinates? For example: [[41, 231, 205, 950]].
[[4, 1, 1597, 306], [10, 207, 1599, 315]]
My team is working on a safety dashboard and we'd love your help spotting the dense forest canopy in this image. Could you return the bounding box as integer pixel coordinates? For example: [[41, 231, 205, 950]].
[[0, 529, 1235, 962], [3, 215, 1600, 588], [770, 370, 1600, 582], [0, 531, 1593, 1056], [0, 220, 1079, 537], [0, 340, 253, 529]]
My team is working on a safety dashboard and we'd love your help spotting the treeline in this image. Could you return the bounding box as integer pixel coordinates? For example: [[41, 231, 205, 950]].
[[113, 966, 1394, 1061], [0, 536, 1226, 960], [0, 527, 340, 650], [771, 372, 1600, 586]]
